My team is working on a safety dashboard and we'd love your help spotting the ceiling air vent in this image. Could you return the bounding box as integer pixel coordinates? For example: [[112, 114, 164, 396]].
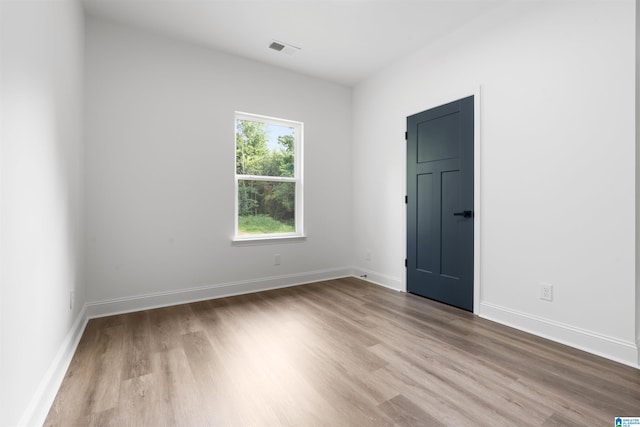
[[269, 41, 285, 52], [268, 40, 300, 56]]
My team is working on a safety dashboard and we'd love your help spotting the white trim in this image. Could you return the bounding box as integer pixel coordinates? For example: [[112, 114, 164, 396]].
[[231, 235, 307, 246], [237, 175, 296, 183], [351, 267, 403, 291], [472, 88, 482, 315], [25, 269, 349, 424], [21, 275, 640, 425], [479, 302, 640, 369], [18, 305, 89, 427], [86, 267, 352, 318], [235, 111, 302, 129]]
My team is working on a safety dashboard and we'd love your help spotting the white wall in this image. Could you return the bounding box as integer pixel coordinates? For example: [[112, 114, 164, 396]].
[[0, 0, 86, 425], [85, 17, 353, 312], [353, 1, 638, 365], [636, 0, 640, 359], [0, 1, 635, 423]]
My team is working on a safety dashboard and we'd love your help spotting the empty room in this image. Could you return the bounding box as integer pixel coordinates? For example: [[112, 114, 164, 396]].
[[2, 0, 640, 425]]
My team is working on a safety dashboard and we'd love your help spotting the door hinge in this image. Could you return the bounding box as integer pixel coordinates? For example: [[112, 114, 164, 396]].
[[405, 195, 408, 204], [405, 258, 408, 267], [405, 131, 408, 140]]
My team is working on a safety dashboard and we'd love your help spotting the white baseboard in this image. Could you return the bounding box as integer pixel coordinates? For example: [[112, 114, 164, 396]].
[[26, 274, 638, 427], [350, 267, 402, 291], [479, 302, 640, 369], [23, 268, 353, 426], [86, 266, 354, 318], [18, 305, 89, 427]]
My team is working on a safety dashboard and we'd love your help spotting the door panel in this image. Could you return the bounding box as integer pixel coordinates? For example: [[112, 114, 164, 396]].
[[407, 96, 474, 312], [417, 112, 460, 163], [416, 173, 434, 273], [441, 169, 461, 279]]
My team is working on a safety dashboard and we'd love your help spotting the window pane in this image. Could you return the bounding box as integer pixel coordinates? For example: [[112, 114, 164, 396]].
[[236, 119, 294, 177], [238, 180, 295, 235]]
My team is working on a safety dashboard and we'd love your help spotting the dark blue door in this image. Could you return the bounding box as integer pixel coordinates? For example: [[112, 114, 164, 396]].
[[407, 96, 474, 311]]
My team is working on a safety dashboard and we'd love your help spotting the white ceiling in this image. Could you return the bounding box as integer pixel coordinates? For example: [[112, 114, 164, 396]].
[[83, 0, 507, 86]]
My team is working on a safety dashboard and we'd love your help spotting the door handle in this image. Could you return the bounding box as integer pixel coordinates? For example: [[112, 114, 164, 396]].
[[453, 210, 473, 218]]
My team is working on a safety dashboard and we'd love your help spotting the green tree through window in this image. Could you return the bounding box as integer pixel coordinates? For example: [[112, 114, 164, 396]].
[[235, 113, 302, 237]]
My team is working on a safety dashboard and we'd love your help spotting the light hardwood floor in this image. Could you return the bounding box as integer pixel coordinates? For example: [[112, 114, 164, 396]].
[[45, 277, 640, 426]]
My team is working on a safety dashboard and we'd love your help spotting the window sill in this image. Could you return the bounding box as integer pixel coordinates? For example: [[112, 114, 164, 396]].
[[231, 235, 307, 247]]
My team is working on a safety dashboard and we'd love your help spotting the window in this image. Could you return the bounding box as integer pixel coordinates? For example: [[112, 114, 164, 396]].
[[234, 112, 303, 240]]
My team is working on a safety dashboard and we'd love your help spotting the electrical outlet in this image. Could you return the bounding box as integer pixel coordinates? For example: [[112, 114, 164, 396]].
[[540, 284, 553, 302], [274, 254, 281, 266]]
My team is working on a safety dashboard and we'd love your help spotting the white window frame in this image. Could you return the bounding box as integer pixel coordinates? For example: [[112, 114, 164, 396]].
[[233, 112, 304, 244]]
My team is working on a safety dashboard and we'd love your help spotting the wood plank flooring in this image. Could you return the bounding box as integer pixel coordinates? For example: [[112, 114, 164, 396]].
[[45, 278, 640, 426]]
